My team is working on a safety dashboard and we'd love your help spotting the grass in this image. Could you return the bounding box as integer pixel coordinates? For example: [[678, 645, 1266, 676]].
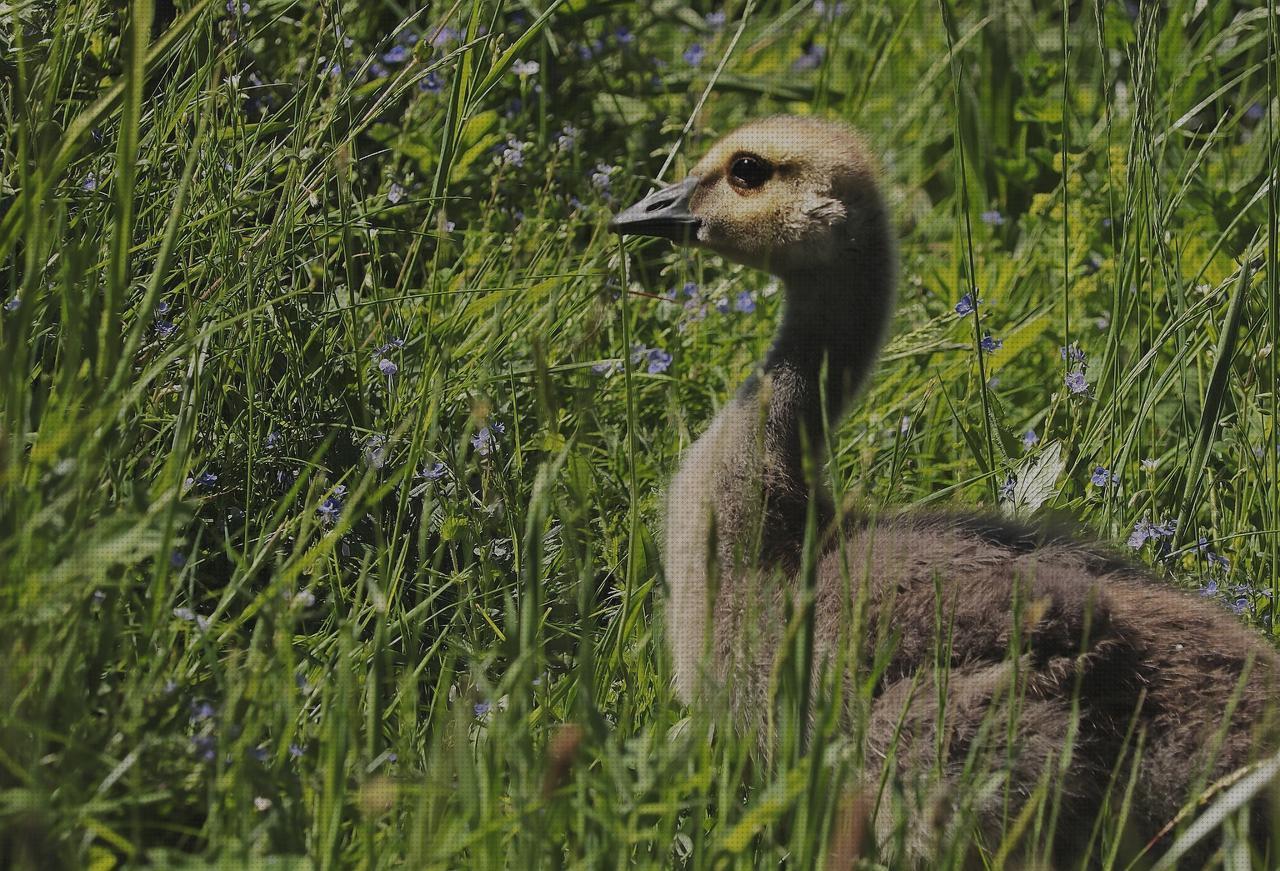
[[1, 0, 1278, 867]]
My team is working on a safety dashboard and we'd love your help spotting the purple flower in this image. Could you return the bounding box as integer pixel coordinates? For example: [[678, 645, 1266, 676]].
[[734, 291, 756, 313], [1245, 102, 1265, 122], [190, 700, 216, 723], [715, 298, 731, 315], [417, 461, 447, 480], [387, 183, 405, 204], [999, 474, 1017, 501], [383, 45, 410, 64], [472, 421, 505, 457], [155, 320, 178, 339], [682, 281, 699, 298], [1060, 342, 1086, 364], [192, 735, 217, 761], [317, 496, 342, 525], [378, 357, 398, 377], [420, 71, 443, 93], [288, 743, 304, 759], [369, 62, 389, 79], [1201, 579, 1219, 597], [979, 334, 1002, 354], [792, 43, 825, 72], [615, 27, 634, 45], [1065, 370, 1089, 395], [1022, 430, 1039, 449], [646, 348, 672, 374], [683, 43, 705, 66], [3, 297, 19, 312], [592, 360, 621, 375], [500, 137, 526, 167], [590, 163, 614, 192], [1090, 466, 1113, 487], [1208, 551, 1231, 571], [980, 209, 1005, 226], [1232, 597, 1249, 615], [556, 124, 580, 152], [954, 293, 981, 316], [226, 0, 248, 13], [82, 173, 99, 192], [705, 11, 726, 28], [474, 701, 491, 716]]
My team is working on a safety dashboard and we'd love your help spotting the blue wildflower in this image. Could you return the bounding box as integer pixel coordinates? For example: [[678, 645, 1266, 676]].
[[979, 334, 1002, 354], [1060, 342, 1086, 364], [615, 27, 634, 45], [1065, 370, 1089, 395], [192, 735, 217, 761], [793, 43, 825, 71], [155, 320, 178, 339], [682, 281, 699, 298], [190, 700, 216, 723], [472, 421, 505, 457], [378, 357, 398, 377], [500, 137, 526, 167], [420, 71, 443, 92], [683, 43, 705, 66], [734, 291, 756, 313], [556, 124, 580, 152], [3, 297, 19, 312], [82, 173, 99, 192], [417, 461, 447, 481], [1022, 430, 1039, 449], [955, 293, 981, 316], [646, 348, 672, 374], [474, 701, 491, 716], [317, 496, 342, 525], [590, 163, 614, 192], [705, 11, 726, 28], [999, 474, 1017, 501], [1090, 466, 1113, 487], [171, 550, 187, 568], [383, 45, 409, 64], [980, 209, 1004, 226]]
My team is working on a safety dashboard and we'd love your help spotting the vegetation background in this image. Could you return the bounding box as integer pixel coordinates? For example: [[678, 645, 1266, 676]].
[[1, 0, 1278, 867]]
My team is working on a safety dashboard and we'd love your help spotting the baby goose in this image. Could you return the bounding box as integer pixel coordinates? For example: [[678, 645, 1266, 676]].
[[611, 115, 1279, 864]]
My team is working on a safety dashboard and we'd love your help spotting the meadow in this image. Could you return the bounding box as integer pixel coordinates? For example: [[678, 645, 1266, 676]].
[[2, 0, 1279, 867]]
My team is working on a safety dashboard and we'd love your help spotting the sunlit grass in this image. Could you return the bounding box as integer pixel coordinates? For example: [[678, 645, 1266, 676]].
[[1, 0, 1277, 867]]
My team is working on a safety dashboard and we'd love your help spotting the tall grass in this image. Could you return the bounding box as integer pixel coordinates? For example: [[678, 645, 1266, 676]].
[[1, 0, 1277, 867]]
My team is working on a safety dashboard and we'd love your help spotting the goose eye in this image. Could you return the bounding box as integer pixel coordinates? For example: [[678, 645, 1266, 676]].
[[728, 155, 772, 190]]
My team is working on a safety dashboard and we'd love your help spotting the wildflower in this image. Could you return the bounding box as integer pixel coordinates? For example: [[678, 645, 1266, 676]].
[[226, 0, 248, 13], [155, 320, 178, 339], [1022, 430, 1039, 449], [192, 735, 217, 761], [705, 11, 726, 28], [3, 297, 19, 312], [369, 62, 389, 79], [792, 43, 825, 72], [1127, 517, 1174, 549], [615, 27, 634, 45], [1201, 579, 1219, 597], [420, 71, 443, 92], [171, 550, 187, 568], [683, 43, 705, 66], [332, 484, 349, 499], [417, 461, 447, 481], [590, 163, 614, 192], [1095, 315, 1110, 330], [378, 357, 398, 377], [556, 124, 580, 152], [474, 701, 491, 717], [1208, 551, 1231, 571], [292, 589, 316, 608], [500, 137, 526, 167], [591, 360, 621, 375], [646, 348, 672, 374], [734, 290, 756, 313], [430, 26, 458, 48], [472, 421, 505, 457], [386, 183, 405, 205], [715, 298, 731, 315], [1140, 458, 1157, 471], [1059, 342, 1086, 364], [195, 472, 218, 488], [254, 797, 272, 812], [265, 430, 281, 450], [954, 292, 981, 315], [82, 173, 99, 192], [979, 334, 1002, 354], [317, 496, 342, 525], [999, 474, 1017, 501], [1233, 597, 1249, 615], [190, 700, 216, 723], [1065, 370, 1089, 395], [1090, 466, 1113, 487], [511, 59, 539, 77], [383, 45, 409, 64], [288, 743, 304, 759], [1245, 102, 1265, 122], [980, 209, 1005, 226]]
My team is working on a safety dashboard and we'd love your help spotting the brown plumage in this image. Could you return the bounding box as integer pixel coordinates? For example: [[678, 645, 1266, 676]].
[[610, 115, 1279, 866]]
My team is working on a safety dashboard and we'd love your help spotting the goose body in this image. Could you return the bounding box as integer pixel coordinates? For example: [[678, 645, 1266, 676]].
[[611, 115, 1280, 864]]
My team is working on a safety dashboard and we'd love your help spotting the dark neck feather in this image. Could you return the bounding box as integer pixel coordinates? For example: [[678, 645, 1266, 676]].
[[730, 235, 895, 571]]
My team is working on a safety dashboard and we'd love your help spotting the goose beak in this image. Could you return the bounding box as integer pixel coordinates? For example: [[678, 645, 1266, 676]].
[[608, 176, 702, 241]]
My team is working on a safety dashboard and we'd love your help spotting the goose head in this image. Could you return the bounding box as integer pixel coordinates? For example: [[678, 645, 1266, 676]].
[[609, 115, 887, 277]]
